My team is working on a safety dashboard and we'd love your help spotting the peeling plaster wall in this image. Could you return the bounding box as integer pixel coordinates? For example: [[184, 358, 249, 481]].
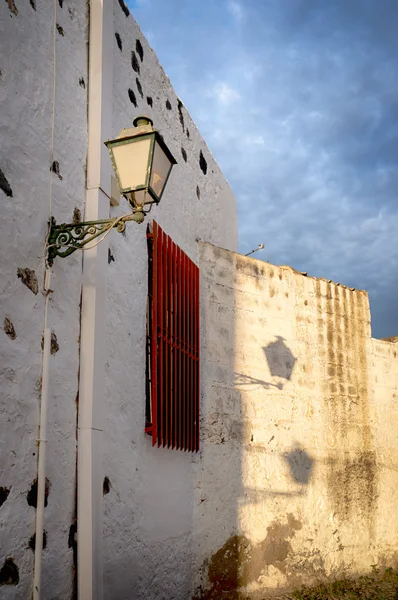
[[195, 242, 398, 598], [102, 4, 238, 600], [0, 1, 87, 598]]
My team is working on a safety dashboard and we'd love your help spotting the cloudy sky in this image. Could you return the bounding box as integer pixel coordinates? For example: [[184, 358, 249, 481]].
[[128, 0, 398, 339]]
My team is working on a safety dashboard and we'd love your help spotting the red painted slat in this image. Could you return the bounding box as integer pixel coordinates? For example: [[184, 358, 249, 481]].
[[171, 241, 175, 449], [164, 233, 169, 447], [178, 246, 182, 449], [195, 265, 200, 451], [158, 227, 164, 447], [184, 254, 188, 452], [167, 233, 172, 448], [188, 258, 193, 451], [151, 223, 158, 447], [190, 261, 195, 452]]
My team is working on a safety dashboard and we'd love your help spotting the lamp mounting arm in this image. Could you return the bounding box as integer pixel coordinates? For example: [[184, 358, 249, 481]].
[[46, 209, 145, 266]]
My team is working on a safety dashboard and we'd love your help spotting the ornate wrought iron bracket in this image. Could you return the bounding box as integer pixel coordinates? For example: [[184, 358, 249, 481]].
[[46, 210, 145, 266]]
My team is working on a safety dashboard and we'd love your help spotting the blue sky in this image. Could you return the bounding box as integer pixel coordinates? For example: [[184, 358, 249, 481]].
[[128, 0, 398, 339]]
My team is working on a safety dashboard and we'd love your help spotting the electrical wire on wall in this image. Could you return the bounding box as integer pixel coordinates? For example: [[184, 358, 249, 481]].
[[33, 1, 57, 598]]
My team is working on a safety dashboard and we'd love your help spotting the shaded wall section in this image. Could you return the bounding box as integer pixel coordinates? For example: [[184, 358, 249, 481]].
[[195, 242, 398, 598], [0, 1, 87, 598], [101, 4, 238, 600]]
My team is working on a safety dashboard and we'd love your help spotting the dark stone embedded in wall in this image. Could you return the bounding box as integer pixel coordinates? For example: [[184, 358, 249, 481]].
[[30, 0, 36, 10], [199, 150, 207, 175], [136, 39, 144, 62], [118, 0, 130, 17], [50, 160, 62, 180], [146, 96, 153, 107], [131, 51, 140, 74], [79, 77, 85, 88], [17, 268, 38, 295], [115, 32, 122, 52], [56, 24, 64, 36], [68, 518, 78, 591], [103, 476, 111, 495], [128, 88, 137, 107], [72, 207, 81, 225], [0, 168, 13, 197], [196, 185, 200, 200], [50, 332, 59, 355], [6, 0, 18, 16], [27, 477, 50, 508], [3, 317, 16, 340], [166, 99, 172, 110], [181, 147, 187, 162], [0, 558, 19, 586], [28, 530, 47, 552], [108, 249, 115, 264], [58, 0, 63, 7], [136, 78, 143, 98], [177, 99, 185, 131], [0, 487, 10, 508], [187, 128, 190, 138]]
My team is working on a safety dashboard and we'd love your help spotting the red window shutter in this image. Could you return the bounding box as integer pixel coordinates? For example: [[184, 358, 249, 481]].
[[147, 221, 200, 452]]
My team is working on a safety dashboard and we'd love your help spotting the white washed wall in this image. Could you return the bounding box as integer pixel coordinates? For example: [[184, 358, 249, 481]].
[[0, 1, 87, 598], [102, 3, 238, 600]]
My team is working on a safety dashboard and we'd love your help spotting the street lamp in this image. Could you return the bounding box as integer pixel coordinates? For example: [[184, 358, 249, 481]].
[[47, 116, 176, 265]]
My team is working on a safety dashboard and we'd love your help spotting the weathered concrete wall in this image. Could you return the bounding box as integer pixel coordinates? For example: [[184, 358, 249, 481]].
[[0, 0, 87, 597], [102, 4, 238, 600], [195, 242, 398, 598]]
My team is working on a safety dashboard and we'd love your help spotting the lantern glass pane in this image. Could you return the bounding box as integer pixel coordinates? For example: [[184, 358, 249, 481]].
[[111, 137, 151, 191], [133, 189, 153, 206], [150, 140, 172, 199]]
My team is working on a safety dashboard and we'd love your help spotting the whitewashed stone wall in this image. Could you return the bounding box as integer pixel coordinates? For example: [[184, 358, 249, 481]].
[[1, 1, 237, 599], [194, 242, 398, 598], [0, 1, 87, 598], [103, 3, 237, 600]]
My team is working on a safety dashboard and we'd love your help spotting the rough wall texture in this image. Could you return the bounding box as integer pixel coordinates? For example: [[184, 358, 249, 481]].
[[0, 1, 87, 598], [195, 242, 398, 598], [102, 4, 238, 600]]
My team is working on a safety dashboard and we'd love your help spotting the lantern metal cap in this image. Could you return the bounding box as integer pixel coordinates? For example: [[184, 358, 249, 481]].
[[133, 115, 153, 127]]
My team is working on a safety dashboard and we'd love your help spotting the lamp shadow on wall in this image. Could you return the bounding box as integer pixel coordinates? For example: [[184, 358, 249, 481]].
[[239, 442, 314, 505], [263, 335, 296, 381]]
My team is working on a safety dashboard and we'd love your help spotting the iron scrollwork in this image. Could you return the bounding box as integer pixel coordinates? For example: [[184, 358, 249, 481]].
[[47, 211, 144, 265]]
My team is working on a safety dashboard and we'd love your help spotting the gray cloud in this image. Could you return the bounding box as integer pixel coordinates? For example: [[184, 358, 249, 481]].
[[130, 0, 398, 338]]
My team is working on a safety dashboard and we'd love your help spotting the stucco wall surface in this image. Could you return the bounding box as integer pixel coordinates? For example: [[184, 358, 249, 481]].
[[102, 4, 238, 600], [194, 242, 398, 598], [0, 0, 87, 597]]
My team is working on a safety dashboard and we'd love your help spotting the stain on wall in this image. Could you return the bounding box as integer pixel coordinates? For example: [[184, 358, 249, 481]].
[[3, 317, 16, 340], [0, 168, 13, 197], [195, 515, 302, 598], [0, 486, 10, 507], [17, 267, 38, 295], [131, 50, 140, 74], [316, 281, 377, 535], [136, 78, 143, 98], [5, 0, 18, 16], [28, 530, 47, 552], [115, 32, 122, 51], [118, 0, 130, 17], [128, 88, 137, 107], [136, 38, 144, 61], [27, 477, 51, 508], [0, 558, 19, 585], [199, 150, 207, 175]]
